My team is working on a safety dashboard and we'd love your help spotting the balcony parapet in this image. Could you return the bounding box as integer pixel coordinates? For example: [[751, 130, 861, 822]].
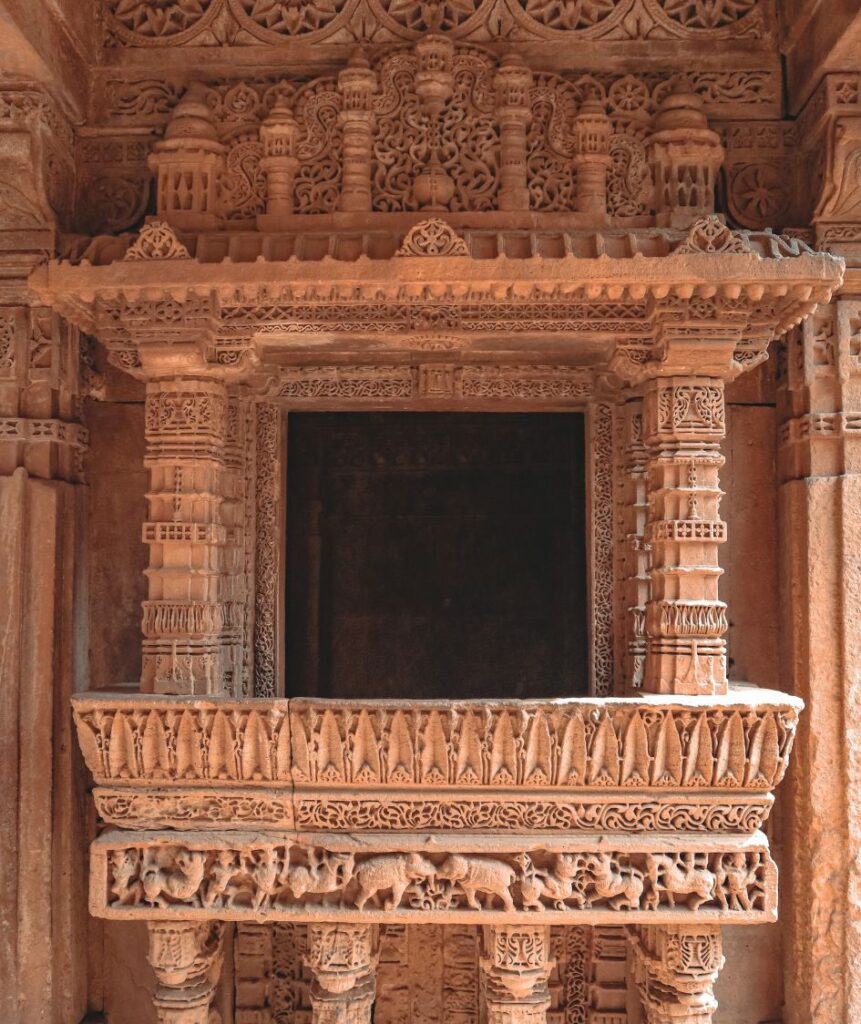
[[73, 687, 801, 835]]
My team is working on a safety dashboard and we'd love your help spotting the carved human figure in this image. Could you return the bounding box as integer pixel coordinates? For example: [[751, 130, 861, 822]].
[[203, 850, 240, 910]]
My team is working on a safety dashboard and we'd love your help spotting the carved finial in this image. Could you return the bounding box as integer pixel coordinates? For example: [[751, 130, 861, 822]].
[[148, 84, 225, 231], [675, 216, 753, 255], [124, 221, 191, 261], [650, 85, 724, 230], [396, 219, 470, 257]]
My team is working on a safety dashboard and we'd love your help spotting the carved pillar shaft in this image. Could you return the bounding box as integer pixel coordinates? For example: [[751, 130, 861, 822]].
[[142, 377, 230, 694], [573, 98, 612, 216], [147, 921, 224, 1024], [337, 55, 377, 214], [481, 925, 553, 1024], [306, 923, 378, 1024], [629, 926, 723, 1024], [621, 396, 648, 692], [642, 376, 727, 695], [495, 55, 532, 212]]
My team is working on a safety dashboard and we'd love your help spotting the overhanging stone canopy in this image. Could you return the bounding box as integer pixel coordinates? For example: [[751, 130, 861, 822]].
[[33, 216, 839, 381]]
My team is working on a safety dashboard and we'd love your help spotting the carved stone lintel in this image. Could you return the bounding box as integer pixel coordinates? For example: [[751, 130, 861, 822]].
[[629, 925, 724, 1024], [481, 925, 552, 1024], [147, 920, 224, 1024], [306, 924, 378, 1024]]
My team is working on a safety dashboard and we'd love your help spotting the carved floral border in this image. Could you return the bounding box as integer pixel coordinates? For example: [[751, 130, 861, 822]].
[[252, 394, 616, 697]]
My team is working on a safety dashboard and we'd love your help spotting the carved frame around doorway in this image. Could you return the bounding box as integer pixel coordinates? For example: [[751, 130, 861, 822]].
[[251, 386, 615, 699]]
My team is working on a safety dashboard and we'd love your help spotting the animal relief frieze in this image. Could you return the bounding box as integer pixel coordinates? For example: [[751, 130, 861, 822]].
[[93, 835, 777, 923]]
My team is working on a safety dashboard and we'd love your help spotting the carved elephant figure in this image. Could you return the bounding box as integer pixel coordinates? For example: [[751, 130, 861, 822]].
[[436, 854, 517, 912], [352, 853, 437, 910]]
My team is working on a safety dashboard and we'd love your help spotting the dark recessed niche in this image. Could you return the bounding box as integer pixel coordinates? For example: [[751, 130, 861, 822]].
[[286, 412, 587, 700]]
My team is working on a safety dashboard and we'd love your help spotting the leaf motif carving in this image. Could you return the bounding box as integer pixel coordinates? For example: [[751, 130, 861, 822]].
[[558, 714, 587, 785], [108, 712, 138, 780], [142, 710, 170, 779]]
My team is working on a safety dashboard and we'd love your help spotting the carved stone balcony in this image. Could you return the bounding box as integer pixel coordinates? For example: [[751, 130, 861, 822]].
[[73, 687, 799, 928]]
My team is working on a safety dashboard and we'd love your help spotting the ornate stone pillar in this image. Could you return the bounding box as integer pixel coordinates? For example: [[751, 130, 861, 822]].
[[142, 377, 231, 694], [306, 923, 378, 1024], [641, 376, 728, 695], [480, 925, 553, 1024], [259, 98, 300, 227], [147, 921, 225, 1024], [494, 54, 532, 212], [337, 54, 378, 213], [629, 926, 724, 1024]]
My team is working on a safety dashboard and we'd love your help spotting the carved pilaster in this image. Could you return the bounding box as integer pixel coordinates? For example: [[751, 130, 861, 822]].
[[147, 921, 224, 1024], [337, 54, 377, 213], [142, 377, 231, 694], [642, 377, 727, 695], [306, 924, 378, 1024], [481, 925, 553, 1024], [629, 926, 723, 1024], [620, 397, 648, 693], [494, 54, 532, 212], [777, 296, 861, 1024]]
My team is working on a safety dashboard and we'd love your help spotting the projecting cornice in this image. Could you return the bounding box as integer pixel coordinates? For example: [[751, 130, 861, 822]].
[[30, 217, 844, 384]]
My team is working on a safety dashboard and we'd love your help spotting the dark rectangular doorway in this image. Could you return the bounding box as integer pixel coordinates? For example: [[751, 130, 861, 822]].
[[285, 412, 588, 699]]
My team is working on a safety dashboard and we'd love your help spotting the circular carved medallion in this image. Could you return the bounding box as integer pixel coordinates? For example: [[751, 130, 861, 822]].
[[378, 0, 484, 33], [227, 0, 349, 39], [657, 0, 758, 29], [512, 0, 621, 34], [106, 0, 222, 45]]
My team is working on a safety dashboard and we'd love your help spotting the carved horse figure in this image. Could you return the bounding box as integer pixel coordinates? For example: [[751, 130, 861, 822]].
[[586, 855, 645, 911], [518, 853, 587, 910], [645, 853, 716, 911]]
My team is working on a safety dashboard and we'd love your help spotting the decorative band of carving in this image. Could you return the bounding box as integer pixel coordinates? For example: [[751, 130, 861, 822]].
[[91, 832, 777, 924], [72, 693, 801, 794], [92, 786, 772, 833]]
